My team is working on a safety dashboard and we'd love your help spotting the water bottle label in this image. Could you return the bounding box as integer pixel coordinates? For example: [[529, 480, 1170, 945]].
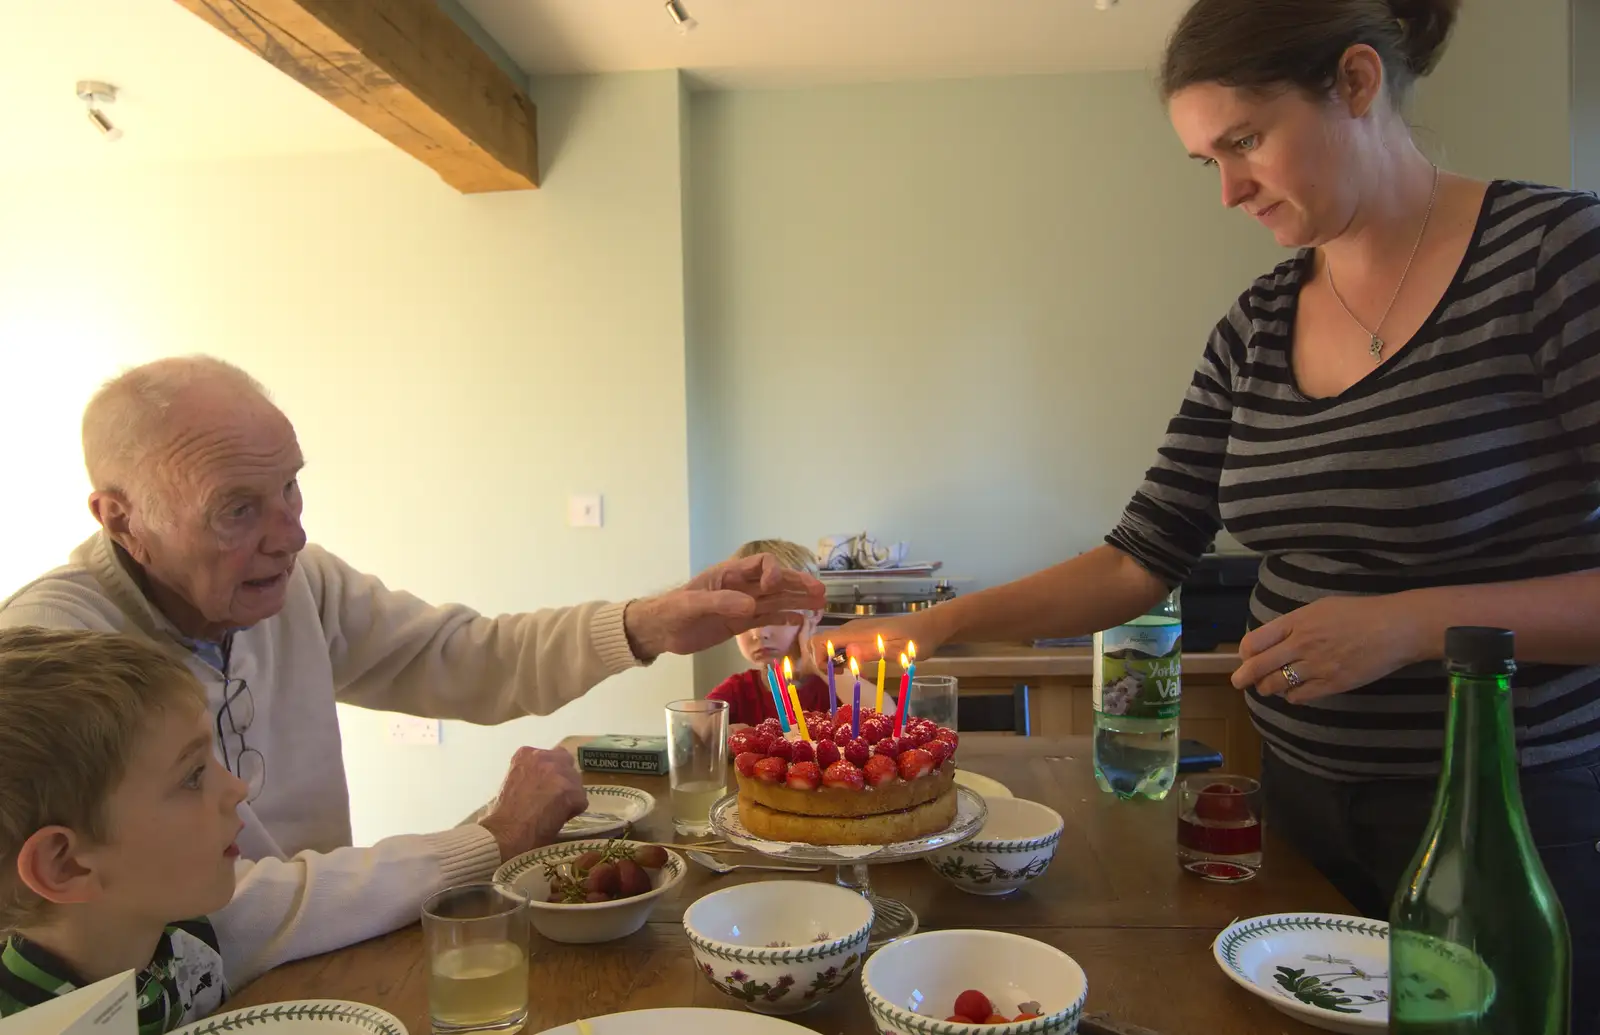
[[1094, 622, 1182, 720]]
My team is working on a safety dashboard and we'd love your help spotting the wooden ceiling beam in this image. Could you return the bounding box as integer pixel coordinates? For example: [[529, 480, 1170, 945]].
[[171, 0, 538, 192]]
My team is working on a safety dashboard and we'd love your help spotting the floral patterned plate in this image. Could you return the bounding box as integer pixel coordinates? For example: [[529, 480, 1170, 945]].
[[1213, 913, 1388, 1033], [533, 1008, 815, 1035], [558, 785, 655, 840], [173, 1002, 407, 1035]]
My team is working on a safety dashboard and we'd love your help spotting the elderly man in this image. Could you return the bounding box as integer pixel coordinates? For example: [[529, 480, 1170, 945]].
[[0, 355, 822, 968]]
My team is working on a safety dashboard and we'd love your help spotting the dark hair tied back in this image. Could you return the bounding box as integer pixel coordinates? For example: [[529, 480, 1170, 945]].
[[1160, 0, 1462, 103]]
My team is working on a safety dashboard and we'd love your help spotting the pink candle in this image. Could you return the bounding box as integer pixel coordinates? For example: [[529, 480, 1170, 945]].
[[773, 663, 795, 725], [892, 653, 910, 735]]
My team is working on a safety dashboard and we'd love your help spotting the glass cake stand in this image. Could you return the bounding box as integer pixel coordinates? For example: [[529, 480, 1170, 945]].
[[708, 786, 987, 947]]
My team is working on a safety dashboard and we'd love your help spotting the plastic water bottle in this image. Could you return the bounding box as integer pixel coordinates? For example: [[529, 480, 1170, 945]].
[[1092, 589, 1181, 800]]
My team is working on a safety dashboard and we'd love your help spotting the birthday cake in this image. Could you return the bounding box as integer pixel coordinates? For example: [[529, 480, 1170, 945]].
[[727, 708, 959, 846]]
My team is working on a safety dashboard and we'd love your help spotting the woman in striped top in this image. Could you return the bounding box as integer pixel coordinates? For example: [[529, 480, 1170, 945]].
[[824, 0, 1600, 1023]]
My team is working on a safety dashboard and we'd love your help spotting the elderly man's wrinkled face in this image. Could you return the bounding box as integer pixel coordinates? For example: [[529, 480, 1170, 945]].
[[114, 395, 308, 638]]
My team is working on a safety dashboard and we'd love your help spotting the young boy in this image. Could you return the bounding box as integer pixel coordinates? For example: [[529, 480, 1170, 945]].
[[0, 627, 338, 1033], [707, 540, 895, 727]]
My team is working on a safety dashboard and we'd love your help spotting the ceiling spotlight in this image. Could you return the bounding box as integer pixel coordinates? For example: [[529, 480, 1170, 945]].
[[1094, 0, 1119, 8], [76, 80, 122, 142], [664, 0, 697, 33]]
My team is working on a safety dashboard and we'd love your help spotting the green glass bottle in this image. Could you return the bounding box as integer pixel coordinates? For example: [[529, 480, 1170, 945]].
[[1388, 627, 1570, 1033]]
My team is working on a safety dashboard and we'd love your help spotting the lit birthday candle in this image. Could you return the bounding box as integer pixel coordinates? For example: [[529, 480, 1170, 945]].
[[850, 657, 862, 738], [826, 640, 837, 712], [875, 635, 886, 715], [774, 658, 795, 725]]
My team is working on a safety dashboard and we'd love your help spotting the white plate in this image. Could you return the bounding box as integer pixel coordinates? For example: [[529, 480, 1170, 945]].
[[534, 1007, 818, 1035], [174, 1001, 407, 1035], [1213, 913, 1389, 1034], [559, 785, 655, 839], [709, 786, 987, 863], [954, 769, 1013, 799]]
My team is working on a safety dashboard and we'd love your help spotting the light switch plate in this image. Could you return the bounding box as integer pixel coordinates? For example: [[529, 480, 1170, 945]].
[[388, 716, 441, 745], [568, 494, 603, 528]]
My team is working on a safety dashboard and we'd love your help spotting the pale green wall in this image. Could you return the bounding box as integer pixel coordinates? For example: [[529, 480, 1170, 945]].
[[684, 72, 1286, 689], [1575, 0, 1600, 194], [2, 0, 1581, 833], [683, 0, 1583, 693], [1411, 0, 1573, 185], [0, 71, 694, 845]]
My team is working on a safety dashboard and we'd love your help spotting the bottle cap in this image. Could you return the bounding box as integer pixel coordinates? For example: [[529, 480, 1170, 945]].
[[1444, 626, 1515, 676]]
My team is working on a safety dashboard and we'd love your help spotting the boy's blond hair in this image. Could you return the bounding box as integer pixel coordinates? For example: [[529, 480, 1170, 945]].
[[730, 539, 820, 578], [0, 627, 206, 932]]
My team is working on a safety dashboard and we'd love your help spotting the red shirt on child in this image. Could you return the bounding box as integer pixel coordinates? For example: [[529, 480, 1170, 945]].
[[707, 669, 834, 726]]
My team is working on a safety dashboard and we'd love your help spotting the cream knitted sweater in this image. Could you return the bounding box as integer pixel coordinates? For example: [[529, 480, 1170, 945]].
[[0, 533, 640, 986]]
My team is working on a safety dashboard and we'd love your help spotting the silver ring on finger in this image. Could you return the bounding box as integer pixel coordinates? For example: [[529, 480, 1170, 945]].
[[1281, 664, 1305, 689]]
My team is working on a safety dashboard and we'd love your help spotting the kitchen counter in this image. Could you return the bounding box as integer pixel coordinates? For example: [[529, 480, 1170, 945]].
[[918, 641, 1242, 679], [912, 641, 1261, 776]]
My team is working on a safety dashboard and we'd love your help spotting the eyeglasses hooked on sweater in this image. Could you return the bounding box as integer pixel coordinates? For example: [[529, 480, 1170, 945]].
[[217, 672, 266, 804]]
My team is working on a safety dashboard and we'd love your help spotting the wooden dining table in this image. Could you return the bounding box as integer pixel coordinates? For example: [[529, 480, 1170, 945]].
[[230, 736, 1350, 1035]]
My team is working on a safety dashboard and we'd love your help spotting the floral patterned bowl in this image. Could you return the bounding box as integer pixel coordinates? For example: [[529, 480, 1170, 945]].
[[863, 929, 1087, 1035], [683, 880, 874, 1015], [925, 797, 1063, 896]]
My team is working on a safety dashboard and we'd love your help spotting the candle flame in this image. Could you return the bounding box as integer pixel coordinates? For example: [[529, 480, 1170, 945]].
[[900, 653, 909, 666], [849, 656, 860, 676], [908, 641, 917, 660], [783, 656, 793, 679], [877, 634, 885, 656], [826, 640, 834, 657]]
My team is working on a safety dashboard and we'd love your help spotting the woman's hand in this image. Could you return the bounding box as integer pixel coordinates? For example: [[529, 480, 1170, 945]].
[[809, 611, 946, 672], [1232, 594, 1428, 703]]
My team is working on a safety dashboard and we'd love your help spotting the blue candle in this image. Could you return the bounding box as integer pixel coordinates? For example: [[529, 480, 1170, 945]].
[[850, 657, 862, 738], [766, 665, 791, 732]]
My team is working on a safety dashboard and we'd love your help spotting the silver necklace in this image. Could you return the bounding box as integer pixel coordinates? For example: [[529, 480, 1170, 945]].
[[1325, 163, 1441, 361]]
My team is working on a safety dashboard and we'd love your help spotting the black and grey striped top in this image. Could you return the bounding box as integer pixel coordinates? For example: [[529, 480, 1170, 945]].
[[1108, 180, 1600, 780]]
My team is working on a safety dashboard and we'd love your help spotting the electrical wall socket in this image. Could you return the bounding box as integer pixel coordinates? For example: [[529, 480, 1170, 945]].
[[387, 716, 441, 745], [568, 494, 603, 528]]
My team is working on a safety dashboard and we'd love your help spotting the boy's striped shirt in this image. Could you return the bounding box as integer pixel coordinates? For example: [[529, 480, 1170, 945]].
[[0, 920, 225, 1035]]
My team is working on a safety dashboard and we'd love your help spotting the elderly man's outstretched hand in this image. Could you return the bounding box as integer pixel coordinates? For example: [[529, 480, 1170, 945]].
[[479, 747, 588, 862], [623, 553, 827, 660]]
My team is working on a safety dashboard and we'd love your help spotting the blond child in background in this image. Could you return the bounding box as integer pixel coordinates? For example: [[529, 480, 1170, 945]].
[[707, 540, 896, 728], [0, 628, 368, 1032]]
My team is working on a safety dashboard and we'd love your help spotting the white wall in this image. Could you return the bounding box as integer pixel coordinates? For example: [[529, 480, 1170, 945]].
[[0, 71, 695, 844]]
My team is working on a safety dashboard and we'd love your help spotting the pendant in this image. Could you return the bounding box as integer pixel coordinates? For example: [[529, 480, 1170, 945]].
[[1369, 334, 1385, 359]]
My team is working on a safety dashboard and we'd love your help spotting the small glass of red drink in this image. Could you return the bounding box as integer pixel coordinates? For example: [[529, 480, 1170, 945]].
[[1176, 774, 1262, 882]]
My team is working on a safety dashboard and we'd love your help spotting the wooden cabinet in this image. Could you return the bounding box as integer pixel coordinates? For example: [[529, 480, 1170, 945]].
[[916, 643, 1263, 777]]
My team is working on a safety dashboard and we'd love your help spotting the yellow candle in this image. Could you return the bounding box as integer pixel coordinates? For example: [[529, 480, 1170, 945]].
[[875, 634, 886, 714], [785, 657, 810, 740]]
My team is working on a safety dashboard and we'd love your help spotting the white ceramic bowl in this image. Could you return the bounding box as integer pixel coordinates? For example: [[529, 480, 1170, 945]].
[[495, 839, 686, 944], [925, 797, 1063, 896], [862, 929, 1087, 1035], [683, 881, 874, 1015]]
